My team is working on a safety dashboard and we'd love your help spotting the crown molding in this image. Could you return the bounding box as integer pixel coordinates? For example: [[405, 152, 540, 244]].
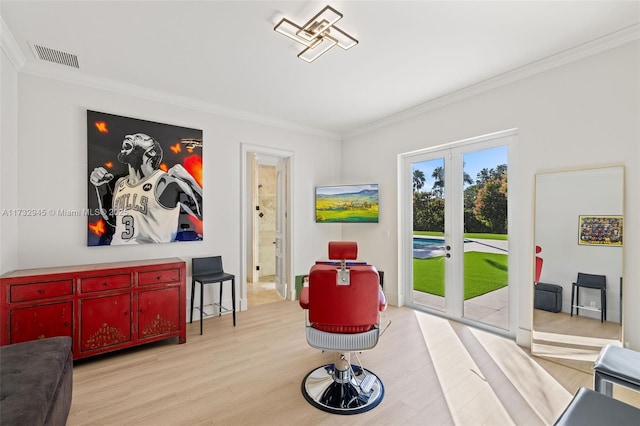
[[0, 17, 26, 70], [17, 60, 340, 141], [3, 9, 334, 138], [6, 20, 638, 142], [22, 61, 340, 140], [343, 24, 640, 140]]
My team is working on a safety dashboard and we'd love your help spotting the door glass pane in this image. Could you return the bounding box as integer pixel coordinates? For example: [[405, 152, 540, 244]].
[[412, 158, 446, 311], [461, 146, 509, 329]]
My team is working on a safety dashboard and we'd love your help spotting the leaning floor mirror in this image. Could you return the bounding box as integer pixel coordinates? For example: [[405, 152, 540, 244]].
[[531, 165, 624, 372]]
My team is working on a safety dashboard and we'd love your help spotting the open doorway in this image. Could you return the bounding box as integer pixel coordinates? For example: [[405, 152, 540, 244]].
[[241, 144, 293, 310], [249, 159, 280, 306]]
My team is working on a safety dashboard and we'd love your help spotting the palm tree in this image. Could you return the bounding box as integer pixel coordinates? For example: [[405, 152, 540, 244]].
[[463, 171, 474, 186], [413, 169, 425, 192], [431, 167, 444, 197], [431, 165, 474, 195]]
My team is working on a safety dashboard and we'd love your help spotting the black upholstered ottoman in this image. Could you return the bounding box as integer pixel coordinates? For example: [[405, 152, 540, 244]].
[[554, 387, 640, 425], [0, 336, 73, 426], [534, 282, 563, 313]]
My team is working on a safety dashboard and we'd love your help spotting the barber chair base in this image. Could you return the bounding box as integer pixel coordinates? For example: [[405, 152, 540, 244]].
[[301, 364, 384, 415]]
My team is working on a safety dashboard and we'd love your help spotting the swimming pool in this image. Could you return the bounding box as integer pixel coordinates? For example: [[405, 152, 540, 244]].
[[413, 237, 445, 249]]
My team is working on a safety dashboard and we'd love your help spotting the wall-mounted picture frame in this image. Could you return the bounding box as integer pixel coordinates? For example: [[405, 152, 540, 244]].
[[315, 184, 379, 223], [87, 110, 203, 246], [578, 215, 623, 246]]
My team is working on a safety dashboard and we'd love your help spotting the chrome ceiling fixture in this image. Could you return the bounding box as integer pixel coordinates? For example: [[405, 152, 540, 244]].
[[274, 5, 358, 63]]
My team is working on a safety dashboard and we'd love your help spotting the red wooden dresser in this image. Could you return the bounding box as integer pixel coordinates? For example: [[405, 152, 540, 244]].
[[1, 258, 186, 359]]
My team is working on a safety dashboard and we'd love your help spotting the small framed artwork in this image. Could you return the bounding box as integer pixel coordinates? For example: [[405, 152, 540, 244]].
[[315, 184, 379, 223], [578, 215, 623, 246]]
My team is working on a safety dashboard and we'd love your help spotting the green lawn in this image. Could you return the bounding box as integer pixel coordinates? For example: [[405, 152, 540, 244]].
[[413, 231, 508, 241], [413, 251, 508, 299]]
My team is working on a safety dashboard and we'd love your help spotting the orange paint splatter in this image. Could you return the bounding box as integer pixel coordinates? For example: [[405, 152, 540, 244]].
[[184, 155, 203, 187], [89, 219, 106, 236], [188, 216, 203, 234], [94, 121, 108, 133]]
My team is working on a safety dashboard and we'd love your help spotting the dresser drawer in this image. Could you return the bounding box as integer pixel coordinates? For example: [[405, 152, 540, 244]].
[[80, 274, 131, 293], [10, 280, 73, 303], [138, 268, 181, 286]]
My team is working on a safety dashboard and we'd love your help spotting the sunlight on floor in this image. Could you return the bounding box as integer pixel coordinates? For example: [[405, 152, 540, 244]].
[[415, 311, 572, 425]]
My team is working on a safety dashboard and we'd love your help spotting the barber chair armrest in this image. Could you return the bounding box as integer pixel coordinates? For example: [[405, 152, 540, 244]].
[[300, 287, 310, 309], [379, 287, 387, 312]]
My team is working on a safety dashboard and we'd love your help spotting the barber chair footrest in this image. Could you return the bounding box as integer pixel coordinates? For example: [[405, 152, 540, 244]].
[[301, 364, 384, 415], [360, 372, 376, 394]]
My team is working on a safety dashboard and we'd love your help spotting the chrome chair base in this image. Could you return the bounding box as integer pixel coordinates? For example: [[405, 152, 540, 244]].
[[301, 364, 384, 415]]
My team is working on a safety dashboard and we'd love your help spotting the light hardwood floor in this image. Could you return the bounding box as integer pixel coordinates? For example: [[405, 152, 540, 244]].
[[68, 301, 638, 425], [531, 308, 623, 373], [246, 279, 282, 307]]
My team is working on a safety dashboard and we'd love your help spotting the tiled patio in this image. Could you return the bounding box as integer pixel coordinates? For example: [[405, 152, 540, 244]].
[[413, 287, 509, 330], [413, 237, 509, 330]]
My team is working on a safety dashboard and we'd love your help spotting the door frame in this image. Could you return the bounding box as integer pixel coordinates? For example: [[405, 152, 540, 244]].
[[240, 143, 294, 310], [398, 128, 517, 336]]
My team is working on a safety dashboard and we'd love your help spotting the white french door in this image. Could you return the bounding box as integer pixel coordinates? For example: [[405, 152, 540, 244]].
[[401, 130, 513, 333]]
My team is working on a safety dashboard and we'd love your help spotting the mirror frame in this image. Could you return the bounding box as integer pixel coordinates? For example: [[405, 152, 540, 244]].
[[531, 165, 625, 368]]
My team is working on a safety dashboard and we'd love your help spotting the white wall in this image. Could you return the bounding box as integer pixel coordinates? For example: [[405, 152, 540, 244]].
[[0, 47, 19, 273], [3, 73, 342, 308], [342, 41, 640, 350]]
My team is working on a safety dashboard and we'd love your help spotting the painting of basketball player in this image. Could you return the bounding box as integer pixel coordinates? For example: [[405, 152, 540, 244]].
[[87, 111, 203, 246]]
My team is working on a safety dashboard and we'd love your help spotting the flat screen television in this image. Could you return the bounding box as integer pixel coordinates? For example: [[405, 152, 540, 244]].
[[315, 184, 379, 223]]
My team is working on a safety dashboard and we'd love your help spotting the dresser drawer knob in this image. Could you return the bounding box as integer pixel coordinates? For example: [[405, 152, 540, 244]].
[[38, 289, 45, 294]]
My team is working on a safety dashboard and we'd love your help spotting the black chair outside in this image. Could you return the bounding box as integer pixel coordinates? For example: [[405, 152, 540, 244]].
[[570, 272, 606, 323], [191, 256, 236, 335]]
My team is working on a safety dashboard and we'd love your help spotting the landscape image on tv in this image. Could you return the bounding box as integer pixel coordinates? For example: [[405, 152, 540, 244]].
[[315, 184, 379, 223]]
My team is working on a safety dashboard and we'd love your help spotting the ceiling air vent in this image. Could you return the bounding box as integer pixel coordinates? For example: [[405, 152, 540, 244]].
[[31, 44, 79, 68]]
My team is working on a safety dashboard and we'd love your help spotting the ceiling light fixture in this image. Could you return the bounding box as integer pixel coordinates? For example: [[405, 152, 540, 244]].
[[274, 5, 358, 63]]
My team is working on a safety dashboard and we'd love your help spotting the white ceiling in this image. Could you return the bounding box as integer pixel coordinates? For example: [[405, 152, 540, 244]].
[[2, 1, 639, 138]]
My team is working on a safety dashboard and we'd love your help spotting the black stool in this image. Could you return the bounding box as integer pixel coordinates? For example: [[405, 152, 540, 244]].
[[190, 256, 236, 335], [570, 272, 606, 322]]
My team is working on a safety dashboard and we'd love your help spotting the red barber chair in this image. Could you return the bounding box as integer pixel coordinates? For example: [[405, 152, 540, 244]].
[[535, 245, 544, 284], [299, 241, 387, 414]]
